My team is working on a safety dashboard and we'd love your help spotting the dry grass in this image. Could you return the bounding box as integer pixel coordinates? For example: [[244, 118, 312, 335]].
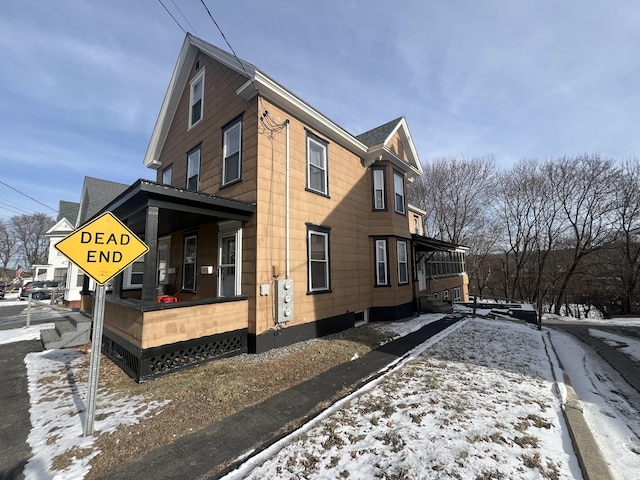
[[85, 326, 392, 479]]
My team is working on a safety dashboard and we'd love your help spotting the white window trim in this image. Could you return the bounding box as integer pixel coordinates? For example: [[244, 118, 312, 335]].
[[222, 120, 242, 186], [373, 168, 385, 210], [162, 165, 173, 185], [188, 69, 205, 129], [375, 239, 388, 286], [308, 230, 330, 292], [453, 286, 461, 301], [306, 135, 328, 195], [187, 147, 201, 191], [394, 171, 405, 214], [157, 237, 170, 286], [218, 221, 242, 297], [397, 240, 408, 284], [182, 235, 197, 291], [123, 256, 145, 289]]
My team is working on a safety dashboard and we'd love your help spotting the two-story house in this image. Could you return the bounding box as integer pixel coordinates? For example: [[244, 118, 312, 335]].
[[91, 34, 446, 381], [31, 201, 79, 287]]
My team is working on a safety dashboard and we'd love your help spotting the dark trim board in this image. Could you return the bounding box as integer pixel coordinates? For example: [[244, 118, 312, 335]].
[[369, 302, 415, 323], [102, 328, 248, 382], [250, 311, 356, 354]]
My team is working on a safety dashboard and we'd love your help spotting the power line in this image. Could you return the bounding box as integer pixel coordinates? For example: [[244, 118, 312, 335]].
[[169, 0, 198, 35], [157, 0, 186, 34], [0, 199, 33, 216], [198, 0, 258, 94], [0, 180, 56, 213]]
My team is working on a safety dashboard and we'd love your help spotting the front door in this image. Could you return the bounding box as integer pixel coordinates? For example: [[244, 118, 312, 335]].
[[218, 234, 236, 297], [157, 237, 170, 286]]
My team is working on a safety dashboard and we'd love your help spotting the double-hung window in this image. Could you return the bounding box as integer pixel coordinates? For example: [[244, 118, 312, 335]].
[[394, 171, 405, 214], [182, 235, 197, 291], [222, 119, 242, 186], [306, 134, 328, 196], [397, 240, 408, 284], [162, 165, 173, 185], [189, 70, 204, 128], [372, 168, 386, 210], [123, 257, 144, 289], [375, 239, 389, 286], [307, 225, 330, 292], [187, 146, 200, 191]]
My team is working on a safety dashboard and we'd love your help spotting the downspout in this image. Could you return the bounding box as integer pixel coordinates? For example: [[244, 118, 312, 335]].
[[285, 119, 290, 279]]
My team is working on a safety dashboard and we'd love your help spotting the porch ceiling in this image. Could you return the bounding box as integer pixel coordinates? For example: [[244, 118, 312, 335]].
[[97, 179, 256, 236]]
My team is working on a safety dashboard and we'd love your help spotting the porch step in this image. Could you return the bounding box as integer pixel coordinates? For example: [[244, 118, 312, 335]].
[[418, 295, 454, 314], [41, 313, 93, 349]]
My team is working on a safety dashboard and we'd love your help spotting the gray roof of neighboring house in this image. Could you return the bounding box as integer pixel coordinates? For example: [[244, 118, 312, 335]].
[[355, 117, 403, 147], [77, 177, 129, 225], [57, 200, 80, 223]]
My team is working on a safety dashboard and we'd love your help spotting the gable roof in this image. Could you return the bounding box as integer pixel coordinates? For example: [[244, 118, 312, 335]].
[[57, 200, 79, 223], [76, 177, 129, 226], [144, 34, 422, 177], [356, 117, 404, 147], [45, 217, 75, 237], [356, 117, 422, 175]]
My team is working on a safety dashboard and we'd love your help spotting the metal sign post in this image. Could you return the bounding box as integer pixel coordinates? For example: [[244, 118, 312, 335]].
[[84, 283, 106, 436], [54, 212, 148, 438]]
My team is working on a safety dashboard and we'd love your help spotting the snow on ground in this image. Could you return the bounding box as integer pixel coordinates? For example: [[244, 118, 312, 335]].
[[549, 329, 640, 480], [0, 323, 55, 345], [23, 349, 170, 480], [223, 319, 584, 480], [1, 305, 639, 479], [588, 328, 640, 363]]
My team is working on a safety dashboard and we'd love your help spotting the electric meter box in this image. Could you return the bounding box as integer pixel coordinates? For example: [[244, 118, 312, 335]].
[[275, 279, 294, 323]]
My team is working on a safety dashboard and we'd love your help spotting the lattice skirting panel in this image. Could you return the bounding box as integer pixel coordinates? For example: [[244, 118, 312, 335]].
[[102, 328, 248, 382]]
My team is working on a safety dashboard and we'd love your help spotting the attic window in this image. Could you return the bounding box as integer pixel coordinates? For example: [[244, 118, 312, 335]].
[[195, 58, 200, 70], [189, 69, 205, 129]]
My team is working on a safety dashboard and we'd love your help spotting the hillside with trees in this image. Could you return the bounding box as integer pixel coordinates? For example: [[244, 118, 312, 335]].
[[408, 155, 640, 317]]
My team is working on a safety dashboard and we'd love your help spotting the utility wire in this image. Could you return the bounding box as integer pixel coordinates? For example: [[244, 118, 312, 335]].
[[169, 0, 198, 35], [0, 199, 33, 215], [198, 0, 258, 95], [0, 180, 56, 213], [157, 0, 186, 34]]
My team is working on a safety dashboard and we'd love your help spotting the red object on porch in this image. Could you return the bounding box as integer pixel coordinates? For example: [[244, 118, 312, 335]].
[[157, 295, 178, 303]]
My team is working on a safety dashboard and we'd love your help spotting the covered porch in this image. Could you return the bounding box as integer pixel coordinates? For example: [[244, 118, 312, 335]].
[[91, 179, 256, 381], [411, 235, 469, 312]]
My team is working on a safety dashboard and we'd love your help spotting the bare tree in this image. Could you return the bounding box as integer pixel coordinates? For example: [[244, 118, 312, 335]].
[[548, 154, 619, 315], [408, 156, 496, 245], [10, 213, 55, 269], [610, 158, 640, 314], [0, 220, 18, 281], [494, 160, 542, 300]]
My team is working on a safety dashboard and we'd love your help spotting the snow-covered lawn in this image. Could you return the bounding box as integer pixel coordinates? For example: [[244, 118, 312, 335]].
[[1, 305, 639, 479], [224, 319, 581, 479]]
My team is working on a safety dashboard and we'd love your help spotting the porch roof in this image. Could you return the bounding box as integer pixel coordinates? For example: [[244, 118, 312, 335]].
[[96, 179, 256, 236], [412, 234, 469, 253]]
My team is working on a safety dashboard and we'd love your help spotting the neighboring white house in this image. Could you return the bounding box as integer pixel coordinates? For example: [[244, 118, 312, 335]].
[[31, 201, 79, 285]]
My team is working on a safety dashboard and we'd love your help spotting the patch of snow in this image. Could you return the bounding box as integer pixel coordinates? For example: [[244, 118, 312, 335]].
[[588, 328, 640, 363], [0, 324, 55, 345]]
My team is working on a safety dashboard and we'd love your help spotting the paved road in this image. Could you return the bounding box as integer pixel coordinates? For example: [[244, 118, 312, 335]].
[[549, 322, 640, 396], [0, 302, 66, 331], [0, 339, 43, 480], [0, 297, 66, 480]]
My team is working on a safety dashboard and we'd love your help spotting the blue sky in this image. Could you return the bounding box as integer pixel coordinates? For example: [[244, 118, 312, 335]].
[[2, 0, 639, 220]]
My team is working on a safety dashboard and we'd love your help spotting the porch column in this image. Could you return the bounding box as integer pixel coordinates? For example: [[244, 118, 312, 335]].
[[142, 205, 159, 304]]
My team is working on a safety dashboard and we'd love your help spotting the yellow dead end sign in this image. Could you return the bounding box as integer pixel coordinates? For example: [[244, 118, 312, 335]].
[[55, 211, 149, 285], [55, 211, 148, 436]]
